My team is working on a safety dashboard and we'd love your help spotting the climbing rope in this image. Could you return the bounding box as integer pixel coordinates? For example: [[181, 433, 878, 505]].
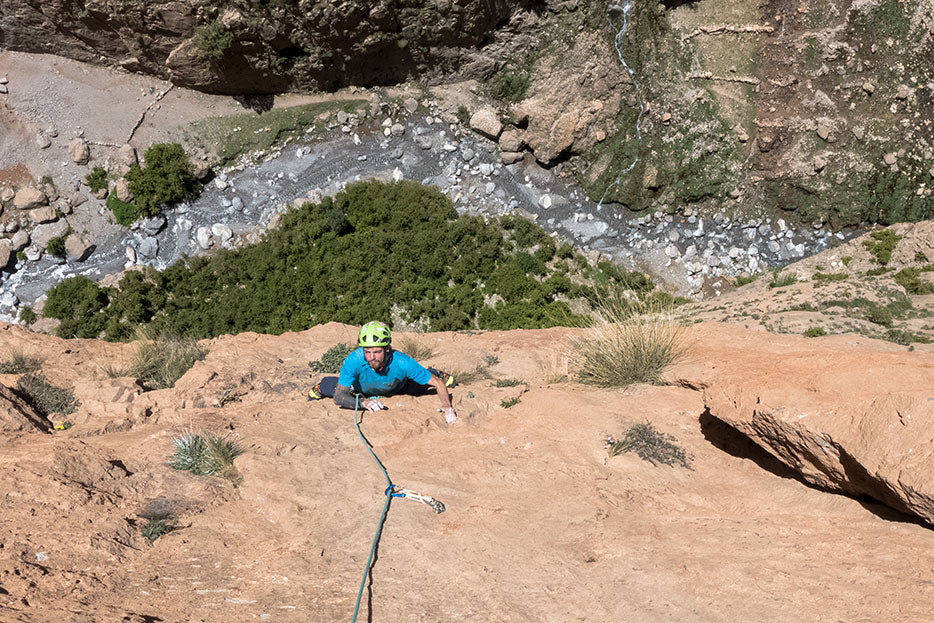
[[350, 396, 446, 622]]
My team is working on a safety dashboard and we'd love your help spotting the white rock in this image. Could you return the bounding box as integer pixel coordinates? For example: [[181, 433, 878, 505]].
[[197, 226, 213, 249], [665, 244, 680, 258], [126, 246, 136, 263], [212, 224, 233, 241], [392, 168, 404, 182], [538, 194, 553, 209]]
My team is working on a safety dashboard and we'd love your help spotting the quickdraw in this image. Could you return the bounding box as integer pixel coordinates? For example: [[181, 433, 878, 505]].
[[385, 485, 446, 514]]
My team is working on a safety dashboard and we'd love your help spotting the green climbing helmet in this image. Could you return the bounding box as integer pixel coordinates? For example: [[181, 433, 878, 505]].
[[358, 321, 391, 347]]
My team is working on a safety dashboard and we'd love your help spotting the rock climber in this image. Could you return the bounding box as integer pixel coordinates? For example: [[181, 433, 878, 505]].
[[309, 321, 458, 423]]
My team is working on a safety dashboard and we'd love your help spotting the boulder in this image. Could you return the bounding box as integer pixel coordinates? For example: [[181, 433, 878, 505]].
[[29, 207, 57, 224], [65, 234, 94, 261], [499, 129, 524, 153], [469, 107, 502, 140], [13, 187, 47, 210], [700, 329, 934, 524], [138, 237, 159, 259], [114, 144, 138, 175], [68, 138, 90, 165]]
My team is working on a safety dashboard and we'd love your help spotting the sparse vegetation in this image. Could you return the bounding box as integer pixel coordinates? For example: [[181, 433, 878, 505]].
[[457, 105, 470, 125], [803, 327, 826, 338], [141, 517, 176, 543], [308, 343, 356, 373], [19, 306, 37, 325], [734, 274, 758, 286], [812, 272, 848, 283], [606, 422, 692, 468], [483, 355, 500, 367], [169, 431, 243, 479], [569, 294, 687, 388], [214, 383, 244, 408], [106, 191, 141, 226], [894, 267, 934, 295], [500, 396, 521, 408], [489, 67, 531, 102], [16, 373, 79, 416], [493, 378, 522, 388], [128, 331, 207, 390]]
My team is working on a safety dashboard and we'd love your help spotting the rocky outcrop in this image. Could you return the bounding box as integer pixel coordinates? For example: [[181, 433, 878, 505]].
[[696, 327, 934, 524], [0, 383, 46, 433], [0, 0, 527, 94]]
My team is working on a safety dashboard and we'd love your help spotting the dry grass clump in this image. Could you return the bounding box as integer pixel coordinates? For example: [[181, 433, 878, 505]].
[[396, 335, 437, 361], [129, 329, 206, 390], [16, 373, 79, 416], [569, 292, 687, 387], [606, 422, 692, 468], [0, 351, 43, 374]]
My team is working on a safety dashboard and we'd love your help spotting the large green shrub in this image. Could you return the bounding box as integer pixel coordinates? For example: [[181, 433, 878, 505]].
[[44, 181, 655, 340], [194, 22, 233, 61], [125, 143, 199, 217]]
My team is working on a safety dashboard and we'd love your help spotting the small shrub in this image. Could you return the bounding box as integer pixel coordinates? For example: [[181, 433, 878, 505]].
[[734, 274, 757, 286], [193, 22, 233, 61], [914, 251, 929, 263], [450, 364, 492, 385], [45, 235, 67, 258], [862, 229, 902, 265], [569, 295, 686, 387], [490, 68, 532, 102], [141, 517, 176, 543], [397, 335, 436, 361], [214, 383, 244, 408], [482, 355, 500, 367], [129, 331, 206, 390], [308, 343, 356, 373], [500, 396, 521, 408], [19, 306, 37, 325], [768, 271, 797, 288], [169, 431, 243, 477], [866, 266, 891, 276], [0, 351, 43, 374], [606, 423, 692, 468], [85, 166, 108, 193], [841, 256, 853, 266], [884, 328, 931, 346], [457, 105, 470, 125], [803, 327, 826, 337], [864, 304, 893, 326], [493, 378, 522, 387], [16, 373, 79, 416]]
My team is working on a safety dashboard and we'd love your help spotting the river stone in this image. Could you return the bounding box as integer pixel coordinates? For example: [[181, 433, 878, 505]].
[[13, 187, 47, 210], [126, 246, 136, 263], [138, 237, 159, 259], [0, 239, 11, 268], [11, 230, 29, 252], [469, 107, 502, 140], [390, 123, 405, 136], [140, 215, 166, 236], [197, 227, 213, 248], [36, 133, 51, 149], [24, 245, 41, 261], [403, 97, 418, 114], [500, 151, 523, 165], [65, 234, 93, 261], [29, 207, 57, 224], [212, 224, 233, 242]]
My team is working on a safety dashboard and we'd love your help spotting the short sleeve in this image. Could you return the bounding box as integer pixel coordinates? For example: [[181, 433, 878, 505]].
[[398, 352, 431, 385], [337, 349, 361, 388]]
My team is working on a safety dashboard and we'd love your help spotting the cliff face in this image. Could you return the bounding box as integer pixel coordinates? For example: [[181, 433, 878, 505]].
[[0, 0, 530, 93]]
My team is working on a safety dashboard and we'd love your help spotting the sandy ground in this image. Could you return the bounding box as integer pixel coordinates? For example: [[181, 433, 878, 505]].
[[1, 321, 933, 622]]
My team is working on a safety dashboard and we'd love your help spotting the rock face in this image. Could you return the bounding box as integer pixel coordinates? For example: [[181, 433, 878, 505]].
[[0, 0, 520, 94], [0, 384, 46, 433], [65, 234, 94, 262], [695, 326, 934, 524]]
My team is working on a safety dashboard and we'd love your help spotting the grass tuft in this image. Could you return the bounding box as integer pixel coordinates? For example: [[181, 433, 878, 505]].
[[569, 294, 687, 388], [142, 517, 176, 543], [396, 335, 437, 361], [500, 396, 521, 408], [493, 378, 523, 387], [129, 330, 206, 390], [606, 422, 692, 468], [768, 270, 798, 288], [169, 431, 243, 478]]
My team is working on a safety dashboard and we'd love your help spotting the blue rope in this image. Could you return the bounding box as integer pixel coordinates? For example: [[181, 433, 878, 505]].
[[351, 395, 395, 623]]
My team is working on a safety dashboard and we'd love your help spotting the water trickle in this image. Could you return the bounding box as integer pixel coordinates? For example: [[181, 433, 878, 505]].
[[599, 1, 646, 206]]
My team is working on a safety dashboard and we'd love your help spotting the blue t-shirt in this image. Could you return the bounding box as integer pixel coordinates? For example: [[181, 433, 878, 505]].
[[337, 348, 431, 396]]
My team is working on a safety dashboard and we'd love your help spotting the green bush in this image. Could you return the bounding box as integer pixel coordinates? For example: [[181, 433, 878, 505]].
[[107, 191, 142, 226], [606, 423, 692, 468], [862, 229, 902, 265], [812, 272, 848, 282], [734, 274, 757, 286], [894, 267, 934, 295], [803, 327, 826, 338], [125, 143, 199, 217], [768, 271, 797, 288], [46, 181, 638, 340], [142, 517, 176, 543], [457, 105, 470, 125], [45, 235, 67, 258], [85, 166, 108, 193], [194, 22, 233, 60], [864, 304, 893, 326], [500, 396, 521, 408], [16, 373, 79, 416], [309, 343, 356, 373], [493, 378, 522, 387]]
